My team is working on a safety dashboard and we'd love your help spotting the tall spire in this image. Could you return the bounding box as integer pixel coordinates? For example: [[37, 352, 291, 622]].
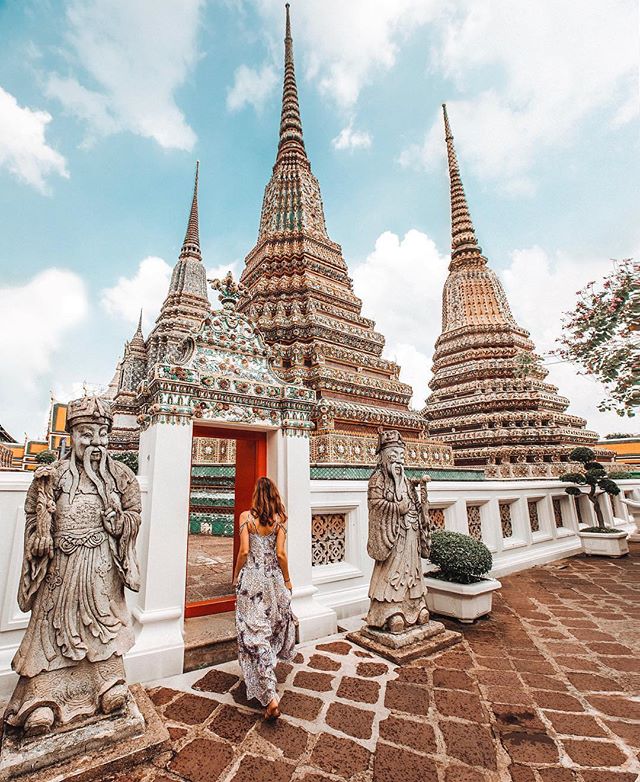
[[278, 3, 305, 158], [180, 160, 201, 260], [442, 104, 482, 265]]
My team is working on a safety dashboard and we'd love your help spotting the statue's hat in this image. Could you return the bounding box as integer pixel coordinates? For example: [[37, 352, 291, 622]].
[[376, 429, 405, 454], [65, 396, 114, 433]]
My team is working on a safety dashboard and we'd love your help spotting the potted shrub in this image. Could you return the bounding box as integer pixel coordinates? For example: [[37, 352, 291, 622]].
[[560, 447, 630, 557], [424, 530, 501, 624]]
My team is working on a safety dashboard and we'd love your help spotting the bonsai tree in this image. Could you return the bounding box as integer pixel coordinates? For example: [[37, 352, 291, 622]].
[[560, 447, 629, 531], [429, 530, 492, 584]]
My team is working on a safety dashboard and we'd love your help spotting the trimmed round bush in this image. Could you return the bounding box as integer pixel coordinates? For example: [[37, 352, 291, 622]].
[[35, 449, 57, 464], [569, 447, 595, 464], [429, 530, 493, 585], [110, 450, 139, 474]]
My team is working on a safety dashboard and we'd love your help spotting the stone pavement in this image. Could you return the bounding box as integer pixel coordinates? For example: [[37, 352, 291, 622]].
[[109, 545, 640, 782]]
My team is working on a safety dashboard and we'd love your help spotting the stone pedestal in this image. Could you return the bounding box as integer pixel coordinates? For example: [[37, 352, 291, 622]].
[[0, 685, 170, 782], [347, 620, 462, 664]]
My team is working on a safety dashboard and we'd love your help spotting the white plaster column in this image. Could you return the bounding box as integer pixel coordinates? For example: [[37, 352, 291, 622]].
[[268, 431, 337, 641], [126, 421, 193, 683]]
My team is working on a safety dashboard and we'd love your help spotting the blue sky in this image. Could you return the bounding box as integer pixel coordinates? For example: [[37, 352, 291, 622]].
[[0, 0, 638, 441]]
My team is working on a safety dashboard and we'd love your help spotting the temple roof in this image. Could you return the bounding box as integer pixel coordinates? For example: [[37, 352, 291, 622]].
[[0, 423, 16, 443]]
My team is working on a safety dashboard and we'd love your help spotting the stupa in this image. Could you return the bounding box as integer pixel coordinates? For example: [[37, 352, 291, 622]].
[[423, 105, 601, 478], [238, 4, 451, 470]]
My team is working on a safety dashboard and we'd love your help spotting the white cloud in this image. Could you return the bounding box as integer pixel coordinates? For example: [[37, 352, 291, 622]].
[[332, 122, 372, 151], [46, 0, 203, 150], [0, 86, 68, 193], [101, 256, 173, 331], [400, 0, 638, 193], [226, 64, 278, 113], [0, 269, 88, 438], [352, 229, 449, 405]]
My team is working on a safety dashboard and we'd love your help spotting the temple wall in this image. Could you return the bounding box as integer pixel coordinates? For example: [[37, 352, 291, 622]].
[[0, 470, 637, 699]]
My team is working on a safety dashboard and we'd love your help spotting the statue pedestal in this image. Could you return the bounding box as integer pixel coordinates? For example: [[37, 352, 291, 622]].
[[347, 621, 462, 664], [0, 685, 170, 781]]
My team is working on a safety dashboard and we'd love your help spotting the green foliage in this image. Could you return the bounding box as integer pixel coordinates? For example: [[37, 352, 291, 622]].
[[598, 478, 620, 495], [559, 472, 585, 484], [554, 258, 639, 417], [581, 525, 618, 533], [604, 432, 636, 439], [429, 530, 493, 585], [608, 471, 632, 480], [569, 447, 595, 464], [109, 450, 139, 474], [35, 450, 57, 464], [565, 486, 582, 496], [585, 462, 605, 472]]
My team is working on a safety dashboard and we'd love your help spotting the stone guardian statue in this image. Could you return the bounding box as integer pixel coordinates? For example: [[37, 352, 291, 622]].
[[366, 430, 430, 632], [4, 396, 141, 736]]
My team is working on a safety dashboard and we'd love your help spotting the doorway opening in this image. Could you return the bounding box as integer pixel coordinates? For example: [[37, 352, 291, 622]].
[[185, 425, 267, 618]]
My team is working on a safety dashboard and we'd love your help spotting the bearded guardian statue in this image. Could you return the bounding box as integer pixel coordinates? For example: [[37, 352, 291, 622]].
[[4, 396, 141, 736], [367, 430, 430, 633]]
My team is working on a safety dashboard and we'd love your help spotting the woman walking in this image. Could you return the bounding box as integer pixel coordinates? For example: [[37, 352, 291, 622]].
[[233, 477, 296, 720]]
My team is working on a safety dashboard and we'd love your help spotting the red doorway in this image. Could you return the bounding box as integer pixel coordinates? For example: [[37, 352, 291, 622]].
[[185, 425, 267, 618]]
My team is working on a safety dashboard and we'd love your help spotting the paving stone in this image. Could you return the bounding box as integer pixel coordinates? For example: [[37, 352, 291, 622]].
[[356, 661, 389, 678], [501, 732, 560, 764], [543, 711, 607, 738], [276, 662, 294, 683], [207, 704, 258, 743], [292, 670, 334, 692], [491, 703, 545, 732], [354, 650, 374, 658], [570, 630, 616, 642], [538, 768, 578, 781], [601, 657, 640, 673], [395, 666, 431, 685], [580, 772, 639, 782], [192, 668, 240, 693], [373, 742, 439, 782], [562, 739, 628, 767], [521, 673, 568, 692], [443, 765, 488, 782], [168, 726, 188, 742], [509, 765, 536, 782], [604, 720, 640, 747], [315, 641, 352, 655], [531, 690, 585, 712], [293, 653, 304, 663], [554, 656, 602, 672], [278, 691, 323, 721], [229, 754, 294, 782], [336, 675, 380, 704], [309, 732, 371, 777], [325, 701, 375, 739], [164, 693, 219, 725], [566, 673, 622, 693], [475, 669, 522, 687], [474, 655, 514, 671], [168, 737, 234, 782], [384, 680, 430, 715], [434, 688, 487, 722], [379, 714, 437, 753], [294, 774, 334, 782], [433, 651, 474, 670], [257, 718, 309, 759], [587, 695, 640, 720], [439, 719, 498, 770], [588, 642, 634, 656], [147, 686, 179, 707], [511, 657, 556, 674], [307, 654, 341, 672], [433, 668, 475, 690], [482, 686, 534, 706]]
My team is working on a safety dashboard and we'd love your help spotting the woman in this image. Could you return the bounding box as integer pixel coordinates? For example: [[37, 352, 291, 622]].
[[232, 477, 295, 720]]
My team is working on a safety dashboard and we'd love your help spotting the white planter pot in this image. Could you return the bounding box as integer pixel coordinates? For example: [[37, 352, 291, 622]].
[[424, 576, 502, 624], [578, 530, 629, 557]]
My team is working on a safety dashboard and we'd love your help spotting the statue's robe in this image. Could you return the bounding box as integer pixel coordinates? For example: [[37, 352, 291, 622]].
[[5, 457, 141, 728], [366, 467, 429, 629]]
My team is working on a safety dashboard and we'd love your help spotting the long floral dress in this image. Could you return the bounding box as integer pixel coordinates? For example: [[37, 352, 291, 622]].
[[235, 520, 296, 706]]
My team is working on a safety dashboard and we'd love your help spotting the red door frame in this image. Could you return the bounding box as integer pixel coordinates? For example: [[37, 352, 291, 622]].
[[185, 425, 267, 618]]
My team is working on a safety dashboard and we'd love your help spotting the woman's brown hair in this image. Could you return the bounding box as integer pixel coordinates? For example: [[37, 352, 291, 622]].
[[250, 477, 287, 527]]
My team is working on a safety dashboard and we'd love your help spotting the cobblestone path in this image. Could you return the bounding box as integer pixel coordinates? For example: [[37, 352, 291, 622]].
[[111, 544, 640, 782]]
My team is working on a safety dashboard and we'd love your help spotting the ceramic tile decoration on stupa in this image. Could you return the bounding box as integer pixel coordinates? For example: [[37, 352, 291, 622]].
[[237, 4, 452, 470], [423, 105, 603, 479]]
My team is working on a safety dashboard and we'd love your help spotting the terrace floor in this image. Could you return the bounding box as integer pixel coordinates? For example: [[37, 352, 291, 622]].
[[115, 544, 640, 782]]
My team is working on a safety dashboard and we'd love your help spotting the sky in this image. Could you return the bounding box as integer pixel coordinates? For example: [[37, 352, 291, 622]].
[[0, 0, 638, 442]]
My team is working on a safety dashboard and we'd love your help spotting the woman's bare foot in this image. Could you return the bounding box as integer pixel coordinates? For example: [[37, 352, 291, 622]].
[[264, 697, 281, 721]]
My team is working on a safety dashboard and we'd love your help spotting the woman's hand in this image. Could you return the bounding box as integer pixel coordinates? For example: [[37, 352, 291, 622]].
[[284, 579, 293, 592]]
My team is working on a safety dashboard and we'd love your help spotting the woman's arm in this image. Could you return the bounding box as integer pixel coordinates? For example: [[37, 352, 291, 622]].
[[232, 512, 250, 585], [275, 522, 292, 590]]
